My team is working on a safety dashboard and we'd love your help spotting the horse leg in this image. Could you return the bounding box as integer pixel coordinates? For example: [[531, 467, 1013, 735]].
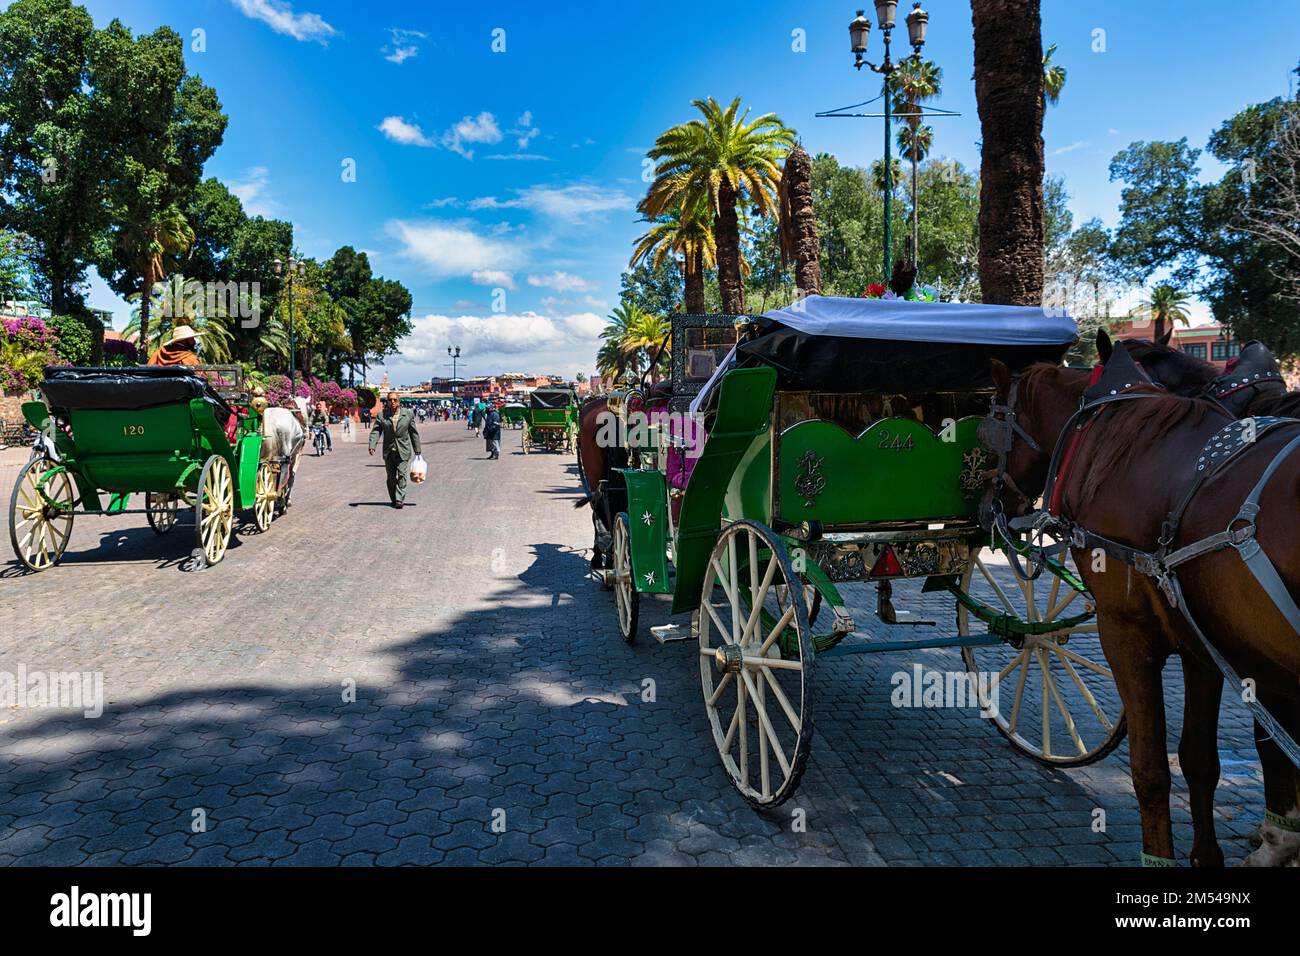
[[1108, 630, 1176, 864], [1178, 656, 1225, 867], [1243, 697, 1300, 866]]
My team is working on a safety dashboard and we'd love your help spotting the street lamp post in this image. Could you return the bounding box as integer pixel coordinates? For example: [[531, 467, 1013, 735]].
[[850, 2, 929, 282], [273, 257, 306, 393], [447, 346, 461, 396]]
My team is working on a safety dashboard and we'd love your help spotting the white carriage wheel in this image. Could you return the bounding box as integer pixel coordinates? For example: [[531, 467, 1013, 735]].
[[958, 546, 1126, 766], [612, 512, 639, 643], [8, 457, 74, 572], [253, 461, 276, 532], [698, 519, 814, 809], [195, 456, 234, 566], [145, 492, 178, 535]]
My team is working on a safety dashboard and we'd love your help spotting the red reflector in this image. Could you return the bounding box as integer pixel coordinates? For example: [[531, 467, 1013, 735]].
[[870, 547, 904, 578]]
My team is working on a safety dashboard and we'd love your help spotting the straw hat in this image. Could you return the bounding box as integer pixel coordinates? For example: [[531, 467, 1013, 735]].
[[168, 325, 202, 344]]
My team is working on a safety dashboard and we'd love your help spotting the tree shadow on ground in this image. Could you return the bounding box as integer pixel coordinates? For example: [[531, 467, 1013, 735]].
[[0, 552, 1261, 866]]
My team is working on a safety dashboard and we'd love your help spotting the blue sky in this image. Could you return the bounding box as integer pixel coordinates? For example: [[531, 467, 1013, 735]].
[[72, 0, 1300, 384]]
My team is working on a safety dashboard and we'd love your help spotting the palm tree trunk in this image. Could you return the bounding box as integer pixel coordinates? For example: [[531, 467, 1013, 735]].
[[684, 250, 706, 314], [780, 145, 823, 297], [911, 154, 920, 263], [714, 177, 745, 315], [138, 273, 153, 363], [972, 0, 1046, 306]]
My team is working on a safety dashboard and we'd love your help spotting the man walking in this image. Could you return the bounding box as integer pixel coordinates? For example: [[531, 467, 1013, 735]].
[[483, 405, 502, 459], [368, 391, 422, 509]]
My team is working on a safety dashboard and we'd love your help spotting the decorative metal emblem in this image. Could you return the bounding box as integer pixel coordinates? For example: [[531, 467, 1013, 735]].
[[644, 571, 656, 586], [959, 447, 990, 499], [641, 510, 655, 526], [793, 450, 826, 508]]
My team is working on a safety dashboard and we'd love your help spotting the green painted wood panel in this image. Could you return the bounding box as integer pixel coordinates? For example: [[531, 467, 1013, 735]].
[[670, 366, 776, 615], [775, 416, 985, 526]]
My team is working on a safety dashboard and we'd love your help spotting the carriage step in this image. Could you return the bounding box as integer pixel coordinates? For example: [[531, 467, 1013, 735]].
[[651, 624, 692, 644]]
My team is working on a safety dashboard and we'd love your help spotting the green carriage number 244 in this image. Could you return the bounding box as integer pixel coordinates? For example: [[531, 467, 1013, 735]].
[[876, 428, 914, 452]]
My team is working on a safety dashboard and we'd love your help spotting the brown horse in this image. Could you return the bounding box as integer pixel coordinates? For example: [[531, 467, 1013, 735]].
[[985, 356, 1300, 866], [574, 395, 630, 573]]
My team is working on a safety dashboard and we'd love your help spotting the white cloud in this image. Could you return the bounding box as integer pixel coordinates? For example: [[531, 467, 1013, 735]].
[[511, 110, 541, 150], [388, 220, 524, 279], [484, 154, 551, 162], [469, 183, 633, 221], [424, 197, 461, 209], [1050, 140, 1089, 157], [443, 112, 502, 159], [230, 166, 276, 217], [471, 270, 516, 289], [561, 312, 606, 338], [383, 27, 427, 64], [527, 271, 596, 293], [378, 116, 437, 147], [230, 0, 336, 43]]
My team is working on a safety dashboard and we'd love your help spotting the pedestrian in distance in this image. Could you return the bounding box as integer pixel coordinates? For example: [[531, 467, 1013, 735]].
[[472, 403, 484, 438], [368, 391, 422, 509], [483, 405, 502, 460]]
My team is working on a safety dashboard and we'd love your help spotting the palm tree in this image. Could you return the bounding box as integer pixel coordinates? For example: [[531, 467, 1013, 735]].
[[871, 158, 905, 195], [973, 0, 1046, 306], [893, 58, 943, 259], [630, 198, 716, 315], [621, 307, 672, 381], [643, 97, 794, 314], [1043, 43, 1067, 106], [1132, 283, 1191, 343], [116, 204, 194, 361], [123, 273, 236, 363], [596, 339, 628, 381]]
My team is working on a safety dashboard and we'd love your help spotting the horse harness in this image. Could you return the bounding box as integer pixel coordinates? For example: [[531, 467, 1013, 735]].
[[984, 369, 1300, 769]]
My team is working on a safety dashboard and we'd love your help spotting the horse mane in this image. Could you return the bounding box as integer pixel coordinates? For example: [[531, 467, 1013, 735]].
[[1080, 387, 1226, 506], [1017, 363, 1227, 508], [1121, 338, 1219, 391]]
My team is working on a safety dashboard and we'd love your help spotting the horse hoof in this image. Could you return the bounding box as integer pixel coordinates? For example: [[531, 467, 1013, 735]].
[[1240, 823, 1300, 867]]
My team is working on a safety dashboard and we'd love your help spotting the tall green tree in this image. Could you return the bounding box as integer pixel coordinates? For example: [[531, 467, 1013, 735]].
[[643, 96, 794, 314], [183, 178, 247, 283], [0, 0, 105, 316], [1109, 95, 1300, 354], [91, 20, 226, 359], [324, 245, 374, 383]]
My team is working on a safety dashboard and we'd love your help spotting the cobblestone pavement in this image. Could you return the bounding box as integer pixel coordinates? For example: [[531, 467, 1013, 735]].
[[0, 421, 1265, 865]]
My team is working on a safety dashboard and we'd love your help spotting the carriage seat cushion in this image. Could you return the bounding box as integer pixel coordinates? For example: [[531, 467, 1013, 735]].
[[41, 366, 235, 419]]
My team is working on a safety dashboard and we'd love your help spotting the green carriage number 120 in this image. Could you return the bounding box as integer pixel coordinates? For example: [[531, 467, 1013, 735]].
[[124, 424, 145, 436]]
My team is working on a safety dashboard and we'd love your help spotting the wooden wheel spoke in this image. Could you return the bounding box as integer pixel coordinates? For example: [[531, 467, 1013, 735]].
[[740, 669, 791, 777]]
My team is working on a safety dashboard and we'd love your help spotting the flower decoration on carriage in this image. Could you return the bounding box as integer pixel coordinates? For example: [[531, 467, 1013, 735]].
[[860, 282, 939, 303]]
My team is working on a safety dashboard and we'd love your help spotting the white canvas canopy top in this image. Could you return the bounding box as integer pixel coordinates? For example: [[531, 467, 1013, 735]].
[[759, 295, 1077, 346]]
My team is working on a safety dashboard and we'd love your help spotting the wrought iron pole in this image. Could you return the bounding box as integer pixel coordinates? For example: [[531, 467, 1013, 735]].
[[881, 29, 893, 281]]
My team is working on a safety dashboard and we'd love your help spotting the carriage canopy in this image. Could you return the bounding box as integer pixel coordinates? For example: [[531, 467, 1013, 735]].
[[736, 295, 1077, 394], [529, 388, 576, 410]]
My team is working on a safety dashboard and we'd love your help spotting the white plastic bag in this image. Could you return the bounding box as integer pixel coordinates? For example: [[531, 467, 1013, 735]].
[[409, 454, 427, 483]]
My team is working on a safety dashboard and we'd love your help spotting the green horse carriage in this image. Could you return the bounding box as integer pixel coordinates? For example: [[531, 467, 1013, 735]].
[[596, 298, 1124, 807], [521, 387, 578, 454], [9, 365, 288, 571], [501, 402, 527, 430]]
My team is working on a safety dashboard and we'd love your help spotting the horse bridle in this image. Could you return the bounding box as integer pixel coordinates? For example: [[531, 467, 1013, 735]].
[[978, 377, 1048, 580]]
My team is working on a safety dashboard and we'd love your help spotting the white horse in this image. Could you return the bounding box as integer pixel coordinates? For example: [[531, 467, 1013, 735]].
[[260, 396, 307, 506]]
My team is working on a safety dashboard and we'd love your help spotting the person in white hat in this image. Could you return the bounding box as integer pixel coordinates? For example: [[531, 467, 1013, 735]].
[[147, 324, 203, 367]]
